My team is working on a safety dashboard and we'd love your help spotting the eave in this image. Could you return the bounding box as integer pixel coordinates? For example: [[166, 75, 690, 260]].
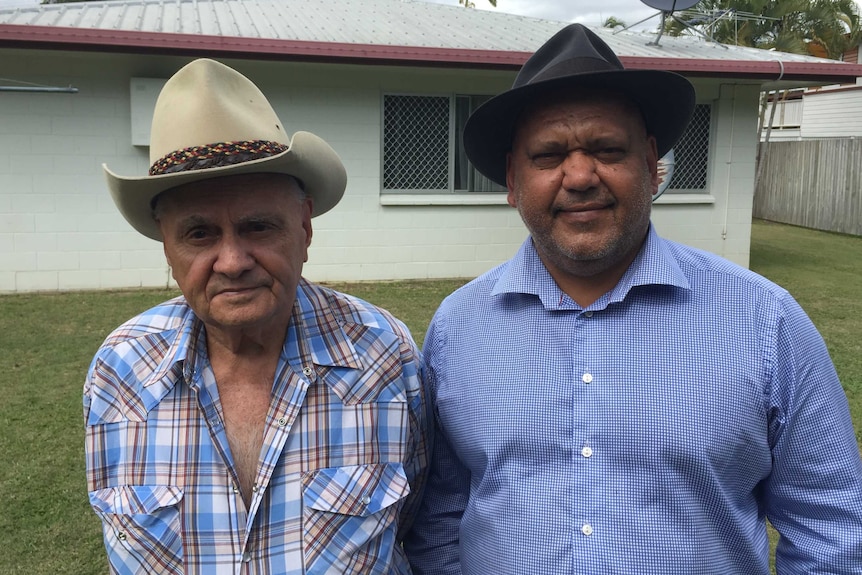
[[2, 23, 861, 84]]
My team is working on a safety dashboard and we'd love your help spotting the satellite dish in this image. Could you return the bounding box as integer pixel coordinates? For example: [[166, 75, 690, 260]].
[[617, 0, 728, 48], [641, 0, 699, 11], [653, 149, 675, 202]]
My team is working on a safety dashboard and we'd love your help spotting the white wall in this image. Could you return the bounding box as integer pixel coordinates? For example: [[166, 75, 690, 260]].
[[654, 82, 760, 268], [801, 87, 862, 138], [0, 50, 760, 292]]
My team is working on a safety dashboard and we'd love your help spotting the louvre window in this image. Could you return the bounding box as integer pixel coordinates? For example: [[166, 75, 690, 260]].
[[382, 95, 711, 194], [383, 94, 504, 193], [666, 103, 711, 192]]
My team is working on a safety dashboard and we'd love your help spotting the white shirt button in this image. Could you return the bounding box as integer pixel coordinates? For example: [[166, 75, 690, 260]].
[[252, 483, 259, 493], [582, 373, 593, 384], [302, 366, 313, 376], [581, 524, 593, 536], [581, 446, 593, 458], [584, 311, 593, 317], [242, 551, 252, 563], [276, 416, 288, 427], [361, 495, 372, 505]]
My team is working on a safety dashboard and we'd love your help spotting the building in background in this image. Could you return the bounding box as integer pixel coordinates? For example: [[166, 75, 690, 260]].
[[1, 0, 860, 293]]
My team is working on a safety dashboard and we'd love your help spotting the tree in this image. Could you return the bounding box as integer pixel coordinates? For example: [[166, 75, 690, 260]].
[[603, 16, 627, 30], [664, 0, 861, 59]]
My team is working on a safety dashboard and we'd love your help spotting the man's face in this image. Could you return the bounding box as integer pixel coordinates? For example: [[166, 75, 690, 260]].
[[156, 173, 312, 337], [506, 92, 659, 281]]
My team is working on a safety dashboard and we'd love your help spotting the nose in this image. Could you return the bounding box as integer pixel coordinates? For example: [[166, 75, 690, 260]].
[[212, 234, 255, 278], [561, 151, 600, 192]]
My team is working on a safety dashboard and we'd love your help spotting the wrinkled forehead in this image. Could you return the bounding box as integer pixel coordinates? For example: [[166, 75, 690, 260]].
[[152, 173, 305, 217], [514, 88, 647, 140]]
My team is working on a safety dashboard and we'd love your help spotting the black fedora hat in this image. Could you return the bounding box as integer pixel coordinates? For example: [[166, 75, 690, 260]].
[[463, 23, 696, 186]]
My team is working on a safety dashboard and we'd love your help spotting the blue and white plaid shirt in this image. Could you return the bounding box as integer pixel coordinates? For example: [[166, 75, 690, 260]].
[[404, 226, 862, 575], [85, 279, 429, 575]]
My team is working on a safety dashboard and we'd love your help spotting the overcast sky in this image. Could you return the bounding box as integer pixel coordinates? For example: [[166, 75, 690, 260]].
[[422, 0, 862, 31], [423, 0, 662, 29], [2, 0, 862, 34]]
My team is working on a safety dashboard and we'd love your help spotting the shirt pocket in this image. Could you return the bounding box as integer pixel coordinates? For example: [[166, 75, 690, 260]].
[[89, 484, 185, 575], [302, 462, 410, 574]]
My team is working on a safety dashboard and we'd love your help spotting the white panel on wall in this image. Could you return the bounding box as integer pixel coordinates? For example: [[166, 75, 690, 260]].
[[130, 78, 166, 146]]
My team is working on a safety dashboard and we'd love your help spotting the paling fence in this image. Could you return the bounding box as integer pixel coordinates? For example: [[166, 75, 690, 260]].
[[754, 139, 862, 236]]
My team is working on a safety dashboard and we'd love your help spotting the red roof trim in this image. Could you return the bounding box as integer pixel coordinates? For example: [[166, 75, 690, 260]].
[[623, 56, 862, 82], [2, 23, 862, 81], [0, 24, 529, 68]]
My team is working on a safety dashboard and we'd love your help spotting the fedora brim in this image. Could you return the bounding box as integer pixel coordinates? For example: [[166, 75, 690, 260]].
[[104, 131, 347, 241], [463, 69, 696, 186]]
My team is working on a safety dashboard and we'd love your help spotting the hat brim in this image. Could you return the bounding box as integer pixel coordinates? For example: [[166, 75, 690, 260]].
[[463, 69, 696, 186], [104, 131, 347, 241]]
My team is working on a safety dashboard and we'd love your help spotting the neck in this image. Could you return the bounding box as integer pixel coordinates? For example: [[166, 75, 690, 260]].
[[537, 243, 643, 309], [205, 319, 288, 360]]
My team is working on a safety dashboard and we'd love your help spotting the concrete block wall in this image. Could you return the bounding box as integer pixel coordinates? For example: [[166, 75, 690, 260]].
[[0, 50, 760, 292]]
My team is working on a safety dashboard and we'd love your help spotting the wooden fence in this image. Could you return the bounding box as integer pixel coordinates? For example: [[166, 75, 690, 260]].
[[754, 139, 862, 236]]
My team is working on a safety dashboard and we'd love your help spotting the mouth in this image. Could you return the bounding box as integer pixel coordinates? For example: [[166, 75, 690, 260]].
[[213, 285, 263, 298], [556, 203, 612, 222]]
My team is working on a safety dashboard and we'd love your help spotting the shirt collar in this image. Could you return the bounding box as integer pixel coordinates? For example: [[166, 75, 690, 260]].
[[291, 278, 364, 371], [141, 280, 362, 390], [141, 301, 200, 389], [491, 224, 690, 310]]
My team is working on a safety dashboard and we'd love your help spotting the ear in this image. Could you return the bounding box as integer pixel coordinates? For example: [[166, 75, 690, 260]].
[[646, 136, 659, 196], [505, 152, 518, 208], [302, 197, 314, 262]]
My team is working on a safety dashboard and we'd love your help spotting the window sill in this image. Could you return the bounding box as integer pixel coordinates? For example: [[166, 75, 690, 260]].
[[654, 193, 716, 205], [380, 193, 510, 206], [380, 193, 716, 206]]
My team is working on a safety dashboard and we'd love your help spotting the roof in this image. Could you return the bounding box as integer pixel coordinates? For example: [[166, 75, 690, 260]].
[[1, 0, 860, 84]]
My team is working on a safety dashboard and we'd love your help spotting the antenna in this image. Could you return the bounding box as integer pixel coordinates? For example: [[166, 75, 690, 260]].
[[617, 0, 727, 48]]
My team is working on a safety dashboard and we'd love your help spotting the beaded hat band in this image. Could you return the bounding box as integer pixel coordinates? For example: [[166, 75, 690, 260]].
[[149, 140, 289, 176]]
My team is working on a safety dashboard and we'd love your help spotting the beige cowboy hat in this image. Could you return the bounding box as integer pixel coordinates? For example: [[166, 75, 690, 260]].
[[104, 58, 347, 241]]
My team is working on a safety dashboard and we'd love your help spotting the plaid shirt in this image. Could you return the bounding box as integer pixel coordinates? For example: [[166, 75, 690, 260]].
[[84, 279, 429, 575]]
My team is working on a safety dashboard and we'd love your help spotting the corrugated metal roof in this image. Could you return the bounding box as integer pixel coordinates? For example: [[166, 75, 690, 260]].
[[0, 0, 842, 64], [1, 0, 861, 85]]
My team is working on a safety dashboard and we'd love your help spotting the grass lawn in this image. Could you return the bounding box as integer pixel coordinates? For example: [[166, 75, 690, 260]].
[[1, 219, 860, 574]]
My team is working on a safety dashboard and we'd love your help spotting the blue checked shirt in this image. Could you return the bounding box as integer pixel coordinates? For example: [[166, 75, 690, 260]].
[[404, 226, 862, 575], [84, 279, 429, 575]]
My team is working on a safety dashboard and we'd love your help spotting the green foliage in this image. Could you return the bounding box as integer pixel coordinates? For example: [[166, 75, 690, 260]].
[[0, 223, 859, 572], [603, 16, 628, 30], [665, 0, 861, 59], [459, 0, 496, 7]]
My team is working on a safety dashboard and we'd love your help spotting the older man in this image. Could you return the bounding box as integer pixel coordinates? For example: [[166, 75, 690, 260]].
[[85, 59, 428, 574], [404, 24, 862, 574]]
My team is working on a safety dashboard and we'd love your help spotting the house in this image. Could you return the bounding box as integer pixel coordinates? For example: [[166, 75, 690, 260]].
[[763, 40, 862, 140], [1, 0, 860, 293]]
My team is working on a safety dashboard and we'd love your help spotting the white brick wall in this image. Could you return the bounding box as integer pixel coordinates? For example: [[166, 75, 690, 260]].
[[0, 50, 761, 292]]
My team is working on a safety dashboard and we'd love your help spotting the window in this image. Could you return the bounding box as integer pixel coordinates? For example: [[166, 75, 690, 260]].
[[666, 103, 711, 192], [382, 95, 711, 195], [383, 94, 505, 193]]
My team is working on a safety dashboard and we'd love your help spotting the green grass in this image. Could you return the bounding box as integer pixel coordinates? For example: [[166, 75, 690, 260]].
[[0, 220, 859, 573], [749, 219, 862, 442]]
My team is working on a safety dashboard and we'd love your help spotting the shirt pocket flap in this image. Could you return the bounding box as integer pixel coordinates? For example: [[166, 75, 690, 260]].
[[89, 484, 183, 516], [303, 462, 410, 518]]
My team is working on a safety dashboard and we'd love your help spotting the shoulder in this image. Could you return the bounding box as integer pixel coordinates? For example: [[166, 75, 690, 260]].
[[435, 262, 509, 317], [663, 238, 790, 302], [299, 280, 419, 353], [98, 295, 193, 350], [85, 296, 193, 424]]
